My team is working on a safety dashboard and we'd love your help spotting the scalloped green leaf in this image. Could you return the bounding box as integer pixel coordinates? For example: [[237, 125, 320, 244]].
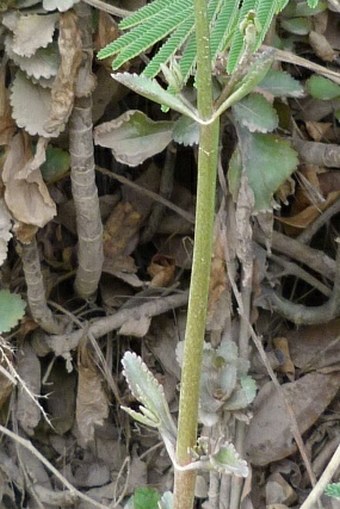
[[258, 69, 304, 97], [94, 110, 173, 166], [229, 126, 299, 211], [172, 115, 199, 146], [0, 290, 26, 333], [306, 75, 340, 100], [210, 442, 249, 477], [121, 352, 177, 437], [232, 93, 279, 133]]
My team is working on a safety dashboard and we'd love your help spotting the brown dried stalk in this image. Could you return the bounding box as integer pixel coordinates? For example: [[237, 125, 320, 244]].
[[70, 3, 103, 299]]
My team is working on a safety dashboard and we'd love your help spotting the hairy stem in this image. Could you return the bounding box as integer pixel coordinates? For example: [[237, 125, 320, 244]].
[[70, 3, 103, 299], [173, 2, 219, 508]]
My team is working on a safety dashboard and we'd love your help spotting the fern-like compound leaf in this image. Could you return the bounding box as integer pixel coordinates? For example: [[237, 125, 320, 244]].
[[255, 0, 277, 49], [112, 1, 193, 70], [178, 36, 197, 88], [227, 0, 257, 74], [143, 13, 195, 78], [210, 0, 240, 59], [174, 0, 221, 89], [119, 0, 171, 30]]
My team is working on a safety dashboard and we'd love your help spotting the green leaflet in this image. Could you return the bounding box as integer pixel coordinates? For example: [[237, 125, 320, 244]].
[[143, 13, 195, 79], [119, 0, 171, 29]]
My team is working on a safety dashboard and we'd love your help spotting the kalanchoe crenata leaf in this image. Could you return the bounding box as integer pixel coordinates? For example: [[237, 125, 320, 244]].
[[210, 441, 249, 477], [94, 110, 174, 167], [232, 93, 279, 133], [121, 352, 177, 440]]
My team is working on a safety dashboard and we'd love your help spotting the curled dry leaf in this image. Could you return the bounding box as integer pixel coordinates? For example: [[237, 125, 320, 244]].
[[2, 133, 56, 228], [147, 254, 176, 288], [44, 10, 82, 134]]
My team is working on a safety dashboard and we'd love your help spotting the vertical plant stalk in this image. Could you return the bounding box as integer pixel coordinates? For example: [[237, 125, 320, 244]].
[[70, 3, 103, 299], [174, 1, 219, 508], [20, 238, 62, 334]]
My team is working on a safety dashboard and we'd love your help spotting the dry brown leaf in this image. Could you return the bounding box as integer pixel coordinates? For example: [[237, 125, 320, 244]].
[[147, 254, 175, 287], [44, 11, 82, 134], [286, 319, 340, 371], [207, 207, 229, 326], [276, 191, 339, 233], [76, 344, 109, 444], [245, 371, 340, 466], [2, 133, 56, 228], [103, 201, 142, 259]]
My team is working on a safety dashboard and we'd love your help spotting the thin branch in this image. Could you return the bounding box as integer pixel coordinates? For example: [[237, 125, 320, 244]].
[[263, 249, 332, 297], [254, 229, 336, 280], [45, 291, 188, 355], [265, 45, 340, 85], [260, 240, 340, 325]]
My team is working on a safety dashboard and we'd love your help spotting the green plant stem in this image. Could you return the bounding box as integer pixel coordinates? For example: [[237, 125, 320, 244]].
[[173, 1, 219, 508]]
